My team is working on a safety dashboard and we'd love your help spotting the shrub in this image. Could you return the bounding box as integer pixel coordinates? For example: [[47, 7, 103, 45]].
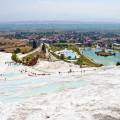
[[60, 54, 64, 60], [11, 53, 19, 62], [75, 58, 83, 68], [14, 48, 21, 54], [22, 54, 39, 66], [116, 62, 120, 66]]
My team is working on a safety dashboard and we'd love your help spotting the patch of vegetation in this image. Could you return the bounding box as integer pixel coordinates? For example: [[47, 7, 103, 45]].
[[53, 43, 69, 48], [32, 40, 37, 49], [75, 58, 83, 68], [116, 62, 120, 66], [22, 54, 39, 66], [59, 40, 67, 43], [68, 45, 80, 54], [11, 53, 21, 63], [68, 45, 102, 67], [50, 45, 64, 52], [76, 55, 102, 67], [12, 52, 40, 66], [20, 47, 32, 54], [41, 43, 46, 53], [60, 54, 65, 60], [14, 48, 21, 54], [50, 51, 60, 60]]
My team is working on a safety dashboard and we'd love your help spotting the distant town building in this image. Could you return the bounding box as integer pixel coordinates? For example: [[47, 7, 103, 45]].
[[112, 43, 120, 50]]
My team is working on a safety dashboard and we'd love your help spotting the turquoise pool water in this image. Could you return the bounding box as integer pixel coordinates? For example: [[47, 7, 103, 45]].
[[64, 48, 76, 59], [81, 47, 120, 66]]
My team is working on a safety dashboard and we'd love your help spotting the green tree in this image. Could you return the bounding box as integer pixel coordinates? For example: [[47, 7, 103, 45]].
[[32, 40, 37, 49], [42, 43, 46, 53], [79, 58, 83, 68], [116, 62, 120, 66], [14, 48, 21, 54], [60, 54, 64, 60], [11, 53, 19, 62]]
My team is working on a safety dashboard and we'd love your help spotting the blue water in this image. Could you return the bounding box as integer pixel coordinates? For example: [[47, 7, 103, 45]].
[[64, 49, 76, 59], [1, 23, 120, 32], [81, 47, 120, 66], [4, 72, 21, 78]]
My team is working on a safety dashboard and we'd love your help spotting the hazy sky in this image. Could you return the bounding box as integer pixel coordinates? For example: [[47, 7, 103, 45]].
[[0, 0, 120, 22]]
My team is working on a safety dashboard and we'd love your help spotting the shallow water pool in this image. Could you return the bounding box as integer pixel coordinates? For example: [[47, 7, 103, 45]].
[[64, 48, 76, 59], [81, 48, 120, 66], [0, 74, 86, 103], [0, 52, 86, 103]]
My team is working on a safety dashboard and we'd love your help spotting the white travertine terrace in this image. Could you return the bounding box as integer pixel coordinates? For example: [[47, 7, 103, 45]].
[[0, 52, 120, 120]]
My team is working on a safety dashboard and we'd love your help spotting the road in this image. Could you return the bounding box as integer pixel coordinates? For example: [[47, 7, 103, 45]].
[[18, 45, 41, 60]]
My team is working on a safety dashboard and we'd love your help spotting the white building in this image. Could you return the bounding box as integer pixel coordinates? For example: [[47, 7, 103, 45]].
[[112, 43, 120, 50]]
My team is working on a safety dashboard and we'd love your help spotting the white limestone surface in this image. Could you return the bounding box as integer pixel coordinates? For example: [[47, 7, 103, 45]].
[[0, 52, 120, 120]]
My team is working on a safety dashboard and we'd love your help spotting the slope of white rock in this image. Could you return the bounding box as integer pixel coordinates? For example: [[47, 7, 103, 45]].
[[0, 52, 120, 120]]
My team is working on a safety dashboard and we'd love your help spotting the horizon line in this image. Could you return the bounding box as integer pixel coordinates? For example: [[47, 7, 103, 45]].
[[1, 20, 120, 24]]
